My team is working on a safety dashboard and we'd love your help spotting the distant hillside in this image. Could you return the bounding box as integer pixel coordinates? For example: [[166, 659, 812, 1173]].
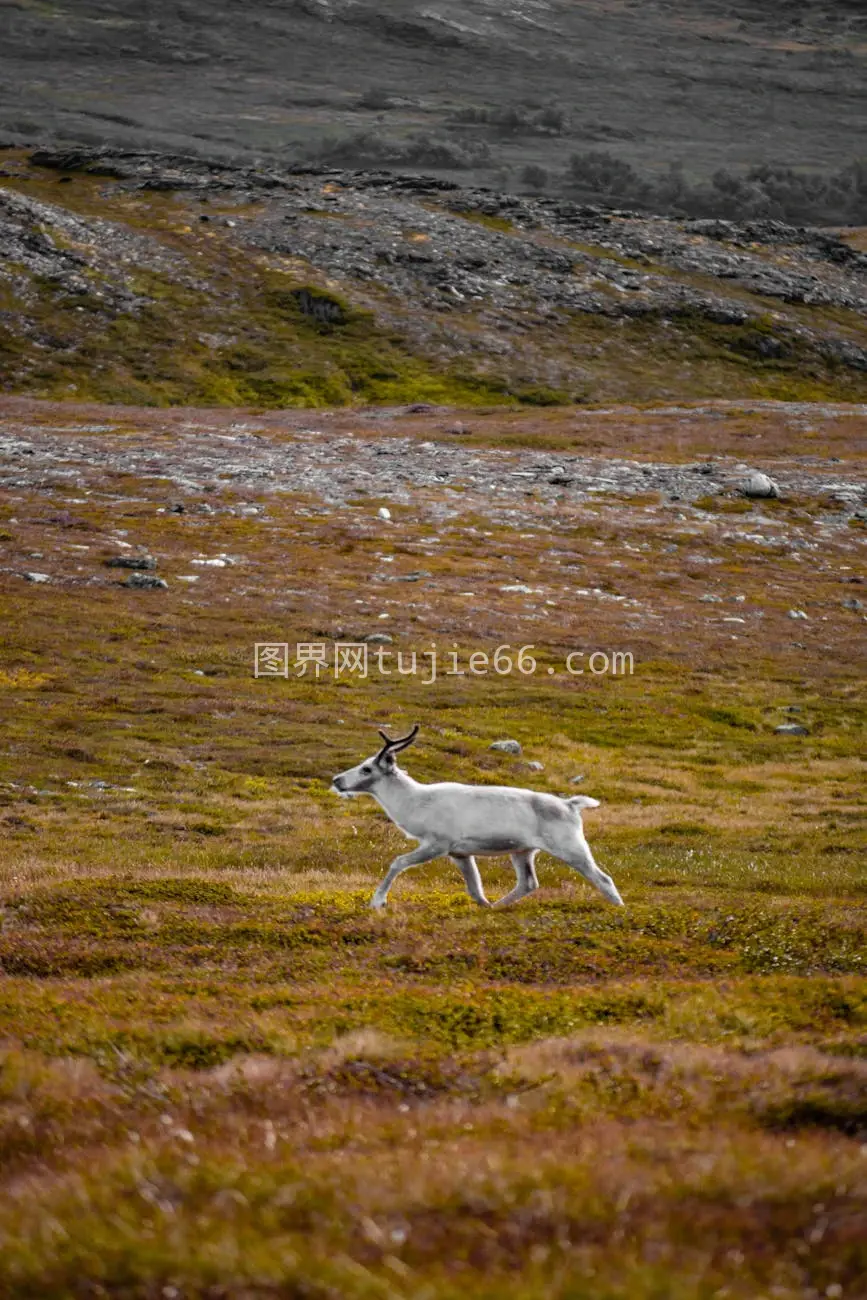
[[0, 0, 865, 217], [1, 146, 865, 408]]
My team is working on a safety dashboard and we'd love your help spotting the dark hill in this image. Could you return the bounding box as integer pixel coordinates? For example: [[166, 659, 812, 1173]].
[[0, 0, 864, 211]]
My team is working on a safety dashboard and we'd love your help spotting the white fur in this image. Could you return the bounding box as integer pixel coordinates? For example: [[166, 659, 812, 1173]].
[[331, 736, 624, 911]]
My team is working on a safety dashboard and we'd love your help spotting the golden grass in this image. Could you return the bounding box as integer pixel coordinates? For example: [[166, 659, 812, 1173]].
[[0, 398, 864, 1296]]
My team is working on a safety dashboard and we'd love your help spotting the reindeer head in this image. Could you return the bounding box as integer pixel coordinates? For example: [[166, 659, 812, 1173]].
[[331, 724, 420, 797]]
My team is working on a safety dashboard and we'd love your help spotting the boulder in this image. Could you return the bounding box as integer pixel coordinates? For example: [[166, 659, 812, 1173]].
[[490, 739, 521, 755], [122, 574, 168, 590], [105, 555, 157, 570], [742, 472, 779, 499]]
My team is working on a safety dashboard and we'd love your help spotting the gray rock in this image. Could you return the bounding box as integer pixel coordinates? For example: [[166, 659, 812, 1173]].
[[105, 555, 157, 570], [364, 632, 394, 645], [569, 774, 586, 784], [774, 723, 810, 736], [742, 472, 779, 499], [788, 609, 808, 620], [490, 739, 521, 755], [842, 597, 865, 612], [121, 574, 168, 590], [526, 760, 544, 772], [24, 572, 50, 583]]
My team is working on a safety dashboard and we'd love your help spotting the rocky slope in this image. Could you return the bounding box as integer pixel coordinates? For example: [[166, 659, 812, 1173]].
[[1, 147, 865, 407]]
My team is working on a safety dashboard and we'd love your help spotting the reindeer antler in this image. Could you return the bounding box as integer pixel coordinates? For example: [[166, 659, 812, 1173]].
[[375, 723, 420, 762]]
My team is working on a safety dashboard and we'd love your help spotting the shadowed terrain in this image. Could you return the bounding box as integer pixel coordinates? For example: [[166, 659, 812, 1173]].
[[0, 0, 865, 199]]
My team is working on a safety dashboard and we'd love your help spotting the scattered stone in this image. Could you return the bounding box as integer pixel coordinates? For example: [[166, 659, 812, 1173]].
[[700, 594, 723, 603], [447, 422, 472, 435], [842, 597, 865, 611], [774, 723, 810, 736], [742, 472, 780, 499], [104, 554, 157, 570], [364, 632, 394, 645], [24, 572, 50, 583], [569, 774, 586, 784], [526, 760, 544, 772], [378, 507, 392, 521], [788, 609, 808, 620], [490, 739, 521, 755], [121, 574, 169, 590]]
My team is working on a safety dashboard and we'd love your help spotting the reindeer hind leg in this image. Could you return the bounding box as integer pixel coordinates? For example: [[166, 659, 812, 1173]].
[[493, 850, 539, 908]]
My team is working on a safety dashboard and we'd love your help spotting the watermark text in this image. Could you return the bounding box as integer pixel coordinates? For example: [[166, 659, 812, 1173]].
[[254, 642, 634, 684]]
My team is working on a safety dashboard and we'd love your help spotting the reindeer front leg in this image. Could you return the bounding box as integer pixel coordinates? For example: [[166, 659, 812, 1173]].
[[450, 855, 492, 907], [370, 840, 446, 910]]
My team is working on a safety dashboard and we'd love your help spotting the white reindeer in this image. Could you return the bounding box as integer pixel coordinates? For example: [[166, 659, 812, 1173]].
[[331, 725, 624, 911]]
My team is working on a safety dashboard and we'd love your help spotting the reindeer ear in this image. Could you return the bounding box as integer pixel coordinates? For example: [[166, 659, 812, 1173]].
[[377, 749, 396, 769]]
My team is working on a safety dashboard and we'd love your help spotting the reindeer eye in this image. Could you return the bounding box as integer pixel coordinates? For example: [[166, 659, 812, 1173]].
[[361, 765, 372, 775]]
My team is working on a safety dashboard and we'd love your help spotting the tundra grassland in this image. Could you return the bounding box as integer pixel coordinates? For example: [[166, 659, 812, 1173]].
[[0, 399, 865, 1299]]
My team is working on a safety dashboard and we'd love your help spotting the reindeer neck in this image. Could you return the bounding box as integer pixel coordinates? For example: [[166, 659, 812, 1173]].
[[370, 766, 422, 824]]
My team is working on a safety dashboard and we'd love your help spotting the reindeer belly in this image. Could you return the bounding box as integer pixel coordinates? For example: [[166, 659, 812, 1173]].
[[449, 836, 529, 856]]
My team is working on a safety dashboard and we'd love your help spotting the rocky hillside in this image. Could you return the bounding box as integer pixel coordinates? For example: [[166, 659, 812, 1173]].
[[1, 146, 865, 407]]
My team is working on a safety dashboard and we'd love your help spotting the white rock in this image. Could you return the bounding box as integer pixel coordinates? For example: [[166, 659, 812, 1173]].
[[378, 507, 392, 521], [788, 609, 809, 620], [742, 472, 779, 499], [490, 739, 521, 755], [24, 572, 50, 583]]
